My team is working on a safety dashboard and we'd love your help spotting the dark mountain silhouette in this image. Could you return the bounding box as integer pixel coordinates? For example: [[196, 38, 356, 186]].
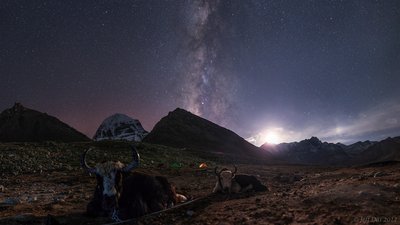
[[261, 136, 400, 166], [261, 137, 350, 165], [354, 136, 400, 164], [143, 108, 268, 157], [344, 140, 377, 156], [0, 103, 89, 142]]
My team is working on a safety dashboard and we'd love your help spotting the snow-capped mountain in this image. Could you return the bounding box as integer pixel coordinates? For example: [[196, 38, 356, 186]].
[[93, 113, 148, 141]]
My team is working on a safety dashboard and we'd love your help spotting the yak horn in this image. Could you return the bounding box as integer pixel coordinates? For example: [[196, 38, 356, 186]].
[[214, 166, 224, 176], [214, 166, 218, 175], [214, 166, 231, 176], [120, 145, 140, 172], [232, 165, 237, 176], [81, 148, 97, 174]]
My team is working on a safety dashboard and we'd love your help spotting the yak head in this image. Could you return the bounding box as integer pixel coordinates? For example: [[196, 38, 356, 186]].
[[81, 145, 140, 213], [214, 166, 237, 193]]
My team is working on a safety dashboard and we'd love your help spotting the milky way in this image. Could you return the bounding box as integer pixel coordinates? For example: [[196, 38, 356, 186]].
[[178, 0, 237, 127]]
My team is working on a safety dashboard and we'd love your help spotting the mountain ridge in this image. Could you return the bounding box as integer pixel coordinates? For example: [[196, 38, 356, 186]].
[[260, 136, 400, 165], [143, 108, 269, 158], [0, 103, 89, 142]]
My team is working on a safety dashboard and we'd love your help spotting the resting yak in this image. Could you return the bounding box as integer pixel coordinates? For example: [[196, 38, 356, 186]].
[[213, 166, 267, 194], [81, 145, 186, 221]]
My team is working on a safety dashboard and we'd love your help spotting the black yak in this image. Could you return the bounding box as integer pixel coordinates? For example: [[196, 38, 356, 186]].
[[81, 145, 186, 221]]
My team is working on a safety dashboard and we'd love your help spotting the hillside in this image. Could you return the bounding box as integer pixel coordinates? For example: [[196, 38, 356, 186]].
[[144, 108, 268, 158], [355, 137, 400, 164], [0, 103, 89, 142]]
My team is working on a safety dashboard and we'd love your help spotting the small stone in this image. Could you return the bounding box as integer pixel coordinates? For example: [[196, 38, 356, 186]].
[[53, 197, 65, 203], [28, 196, 38, 202], [65, 165, 73, 171], [3, 197, 20, 205], [186, 210, 194, 216], [51, 204, 63, 210], [0, 185, 4, 192], [373, 172, 386, 178]]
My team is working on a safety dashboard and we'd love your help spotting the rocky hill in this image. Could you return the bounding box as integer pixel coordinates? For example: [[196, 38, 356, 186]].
[[354, 136, 400, 164], [344, 140, 377, 156], [0, 103, 89, 142], [143, 108, 268, 157]]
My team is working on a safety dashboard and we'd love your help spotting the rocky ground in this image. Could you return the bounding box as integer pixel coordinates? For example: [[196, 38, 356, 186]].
[[0, 142, 399, 225]]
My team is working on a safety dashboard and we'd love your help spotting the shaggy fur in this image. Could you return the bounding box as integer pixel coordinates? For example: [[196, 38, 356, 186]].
[[82, 146, 186, 220], [86, 170, 185, 219], [95, 161, 124, 176]]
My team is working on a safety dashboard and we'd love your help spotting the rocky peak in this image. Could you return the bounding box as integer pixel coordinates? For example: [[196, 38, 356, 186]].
[[2, 103, 27, 116], [302, 136, 322, 146], [12, 102, 25, 112], [93, 113, 148, 141]]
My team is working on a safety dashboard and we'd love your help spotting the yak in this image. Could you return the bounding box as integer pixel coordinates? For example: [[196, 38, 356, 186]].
[[213, 166, 267, 194], [81, 145, 186, 221]]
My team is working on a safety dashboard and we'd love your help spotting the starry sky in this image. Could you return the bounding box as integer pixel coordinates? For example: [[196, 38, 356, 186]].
[[1, 0, 400, 145]]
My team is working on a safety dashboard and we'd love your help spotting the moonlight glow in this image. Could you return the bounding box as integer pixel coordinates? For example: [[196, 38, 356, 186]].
[[262, 131, 281, 145], [246, 127, 289, 146]]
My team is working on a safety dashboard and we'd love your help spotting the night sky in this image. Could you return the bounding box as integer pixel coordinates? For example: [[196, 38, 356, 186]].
[[1, 0, 400, 145]]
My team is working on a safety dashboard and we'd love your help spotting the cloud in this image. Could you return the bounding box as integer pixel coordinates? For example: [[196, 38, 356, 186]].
[[319, 101, 400, 143], [247, 100, 400, 146]]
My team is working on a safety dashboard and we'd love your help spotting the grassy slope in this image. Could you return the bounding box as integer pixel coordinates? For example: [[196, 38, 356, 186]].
[[0, 141, 270, 177]]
